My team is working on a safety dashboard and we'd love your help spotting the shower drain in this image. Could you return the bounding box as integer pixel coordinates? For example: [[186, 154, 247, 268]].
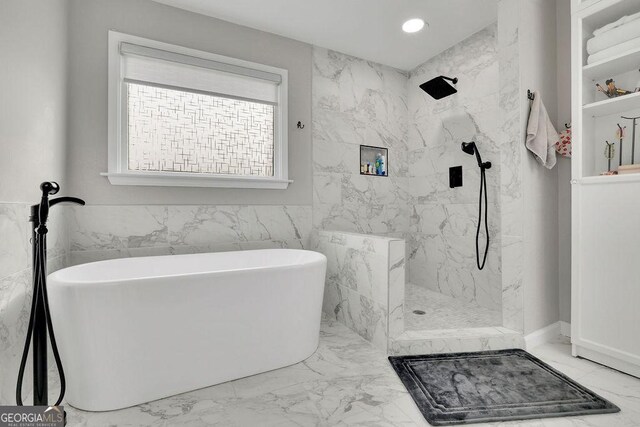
[[412, 310, 426, 315]]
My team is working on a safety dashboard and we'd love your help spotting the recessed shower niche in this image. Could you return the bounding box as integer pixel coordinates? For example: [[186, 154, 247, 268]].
[[360, 145, 388, 176]]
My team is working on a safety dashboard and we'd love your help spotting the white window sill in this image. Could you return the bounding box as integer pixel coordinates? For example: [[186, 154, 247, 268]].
[[100, 172, 292, 189]]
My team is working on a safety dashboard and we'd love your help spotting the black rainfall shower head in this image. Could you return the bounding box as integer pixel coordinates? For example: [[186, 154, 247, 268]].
[[420, 76, 458, 100]]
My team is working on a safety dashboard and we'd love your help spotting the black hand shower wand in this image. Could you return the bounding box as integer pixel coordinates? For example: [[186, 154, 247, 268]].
[[16, 182, 84, 414], [461, 142, 491, 270]]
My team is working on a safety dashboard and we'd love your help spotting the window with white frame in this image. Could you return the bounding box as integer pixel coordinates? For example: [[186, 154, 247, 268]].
[[106, 32, 290, 189]]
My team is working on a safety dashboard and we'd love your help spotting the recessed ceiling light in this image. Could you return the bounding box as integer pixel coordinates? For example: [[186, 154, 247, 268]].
[[402, 18, 425, 33]]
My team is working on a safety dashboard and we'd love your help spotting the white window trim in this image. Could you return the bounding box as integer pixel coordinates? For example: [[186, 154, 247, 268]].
[[105, 31, 291, 189]]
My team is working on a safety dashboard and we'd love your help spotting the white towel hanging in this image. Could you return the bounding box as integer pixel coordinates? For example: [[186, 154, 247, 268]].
[[526, 91, 559, 169]]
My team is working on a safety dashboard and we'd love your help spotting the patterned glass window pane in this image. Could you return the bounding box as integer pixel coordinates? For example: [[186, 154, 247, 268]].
[[127, 83, 274, 176]]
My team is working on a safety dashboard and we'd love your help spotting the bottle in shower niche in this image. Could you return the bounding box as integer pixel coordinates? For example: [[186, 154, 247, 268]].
[[375, 153, 382, 175]]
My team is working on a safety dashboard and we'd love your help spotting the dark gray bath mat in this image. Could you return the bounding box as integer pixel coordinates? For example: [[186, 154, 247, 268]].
[[389, 349, 619, 425]]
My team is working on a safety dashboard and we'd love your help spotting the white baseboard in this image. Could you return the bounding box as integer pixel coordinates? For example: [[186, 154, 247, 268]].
[[525, 322, 561, 350], [559, 321, 571, 338]]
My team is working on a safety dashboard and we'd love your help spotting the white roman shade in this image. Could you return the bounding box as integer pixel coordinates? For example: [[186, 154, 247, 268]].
[[120, 42, 281, 104], [106, 31, 290, 189]]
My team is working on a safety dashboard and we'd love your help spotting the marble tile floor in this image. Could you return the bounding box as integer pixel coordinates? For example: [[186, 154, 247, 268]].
[[58, 320, 640, 426], [405, 284, 502, 331]]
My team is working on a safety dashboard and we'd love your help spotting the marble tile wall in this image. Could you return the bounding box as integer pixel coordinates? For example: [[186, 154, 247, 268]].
[[0, 203, 68, 405], [312, 47, 412, 235], [389, 327, 524, 356], [497, 0, 525, 333], [311, 231, 405, 352], [67, 205, 313, 265], [406, 24, 502, 311], [312, 26, 510, 327]]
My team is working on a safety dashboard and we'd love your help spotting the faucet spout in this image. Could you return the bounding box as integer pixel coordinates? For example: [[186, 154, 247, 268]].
[[49, 197, 85, 207]]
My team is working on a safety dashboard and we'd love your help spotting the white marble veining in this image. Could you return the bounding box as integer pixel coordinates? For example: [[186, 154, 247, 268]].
[[67, 204, 312, 265], [497, 0, 526, 333], [0, 204, 30, 278], [390, 326, 524, 357], [312, 231, 405, 352], [0, 202, 68, 405], [405, 284, 502, 331], [312, 47, 411, 236], [406, 24, 502, 312], [50, 321, 640, 426], [388, 240, 406, 340]]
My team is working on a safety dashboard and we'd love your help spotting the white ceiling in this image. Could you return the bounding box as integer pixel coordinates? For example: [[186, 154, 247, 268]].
[[151, 0, 498, 71]]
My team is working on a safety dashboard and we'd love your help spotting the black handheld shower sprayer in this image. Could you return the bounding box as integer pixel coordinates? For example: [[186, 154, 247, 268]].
[[461, 142, 492, 170], [16, 182, 84, 412], [461, 142, 491, 270]]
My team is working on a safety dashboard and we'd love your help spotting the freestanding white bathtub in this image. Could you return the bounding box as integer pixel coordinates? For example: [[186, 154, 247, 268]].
[[48, 249, 326, 411]]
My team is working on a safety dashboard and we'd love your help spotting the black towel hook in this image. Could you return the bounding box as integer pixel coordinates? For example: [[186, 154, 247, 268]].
[[527, 89, 535, 101], [296, 121, 305, 129]]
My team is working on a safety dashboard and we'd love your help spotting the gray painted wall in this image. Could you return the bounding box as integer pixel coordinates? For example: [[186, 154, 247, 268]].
[[0, 0, 70, 404], [556, 0, 572, 325], [0, 0, 69, 203], [66, 0, 312, 206], [519, 0, 561, 334]]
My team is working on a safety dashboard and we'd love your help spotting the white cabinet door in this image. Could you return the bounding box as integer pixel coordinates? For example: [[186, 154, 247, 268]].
[[572, 180, 640, 377]]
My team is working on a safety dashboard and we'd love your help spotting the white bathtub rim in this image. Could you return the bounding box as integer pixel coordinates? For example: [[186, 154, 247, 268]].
[[49, 249, 327, 285]]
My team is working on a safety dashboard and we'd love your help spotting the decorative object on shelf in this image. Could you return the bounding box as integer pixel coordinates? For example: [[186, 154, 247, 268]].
[[556, 124, 572, 158], [616, 123, 626, 166], [604, 140, 615, 173], [621, 115, 639, 164], [618, 164, 640, 174], [359, 145, 388, 176], [596, 78, 639, 98]]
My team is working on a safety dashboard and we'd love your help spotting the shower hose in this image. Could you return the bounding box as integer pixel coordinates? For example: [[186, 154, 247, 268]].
[[476, 166, 490, 270], [16, 215, 66, 407]]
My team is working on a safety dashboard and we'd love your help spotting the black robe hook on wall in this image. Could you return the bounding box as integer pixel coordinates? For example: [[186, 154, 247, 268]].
[[527, 89, 535, 101], [296, 121, 305, 129]]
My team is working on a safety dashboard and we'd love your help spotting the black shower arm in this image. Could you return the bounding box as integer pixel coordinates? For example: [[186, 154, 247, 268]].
[[440, 76, 458, 84]]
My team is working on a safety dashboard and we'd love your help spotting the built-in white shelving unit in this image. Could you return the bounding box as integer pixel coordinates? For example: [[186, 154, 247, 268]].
[[571, 0, 640, 378], [583, 46, 640, 79], [583, 91, 640, 116]]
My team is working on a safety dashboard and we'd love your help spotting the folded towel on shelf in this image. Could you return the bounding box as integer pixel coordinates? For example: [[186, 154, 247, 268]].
[[526, 91, 558, 169], [593, 11, 640, 37], [587, 35, 640, 64], [587, 17, 640, 54]]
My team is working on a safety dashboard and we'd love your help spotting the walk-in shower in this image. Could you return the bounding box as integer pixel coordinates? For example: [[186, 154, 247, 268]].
[[406, 35, 502, 333]]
